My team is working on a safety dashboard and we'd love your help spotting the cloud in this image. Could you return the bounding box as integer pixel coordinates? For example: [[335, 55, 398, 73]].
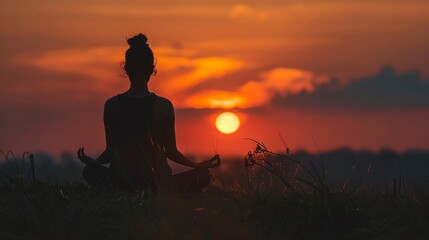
[[17, 46, 243, 102], [161, 57, 242, 95], [271, 67, 429, 111], [18, 46, 201, 82], [229, 4, 266, 20], [17, 47, 126, 93], [186, 90, 245, 109], [185, 68, 329, 108]]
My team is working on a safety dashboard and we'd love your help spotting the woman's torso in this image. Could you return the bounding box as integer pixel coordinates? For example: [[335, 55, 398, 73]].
[[107, 93, 172, 191]]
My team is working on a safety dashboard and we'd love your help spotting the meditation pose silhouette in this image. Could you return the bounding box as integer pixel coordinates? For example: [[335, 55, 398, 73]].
[[77, 33, 220, 192]]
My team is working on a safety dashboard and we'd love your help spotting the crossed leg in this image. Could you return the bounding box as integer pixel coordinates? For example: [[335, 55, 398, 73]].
[[82, 165, 211, 192]]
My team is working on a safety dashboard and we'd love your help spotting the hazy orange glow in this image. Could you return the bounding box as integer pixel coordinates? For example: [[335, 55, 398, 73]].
[[215, 112, 240, 134]]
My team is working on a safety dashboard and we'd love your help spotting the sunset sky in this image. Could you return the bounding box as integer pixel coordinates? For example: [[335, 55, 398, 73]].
[[1, 0, 429, 159]]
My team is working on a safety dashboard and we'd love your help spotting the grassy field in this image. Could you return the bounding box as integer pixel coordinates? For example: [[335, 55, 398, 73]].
[[1, 146, 429, 240]]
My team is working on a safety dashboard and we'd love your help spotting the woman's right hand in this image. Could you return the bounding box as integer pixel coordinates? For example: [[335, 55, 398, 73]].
[[77, 147, 95, 165], [197, 154, 221, 169]]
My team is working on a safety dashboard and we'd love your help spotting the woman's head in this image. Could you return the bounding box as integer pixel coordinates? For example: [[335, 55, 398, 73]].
[[124, 33, 156, 80]]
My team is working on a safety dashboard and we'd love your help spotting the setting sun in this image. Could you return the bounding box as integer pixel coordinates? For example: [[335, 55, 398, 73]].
[[215, 112, 240, 134]]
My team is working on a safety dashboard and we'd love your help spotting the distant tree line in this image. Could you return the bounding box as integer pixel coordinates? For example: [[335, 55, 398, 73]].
[[1, 148, 428, 186]]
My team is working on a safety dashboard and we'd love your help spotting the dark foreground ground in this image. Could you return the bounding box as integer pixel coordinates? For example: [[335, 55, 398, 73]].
[[1, 148, 429, 239]]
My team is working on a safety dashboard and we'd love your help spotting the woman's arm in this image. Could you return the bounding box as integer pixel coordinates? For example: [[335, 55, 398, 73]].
[[94, 99, 115, 164], [78, 98, 116, 165], [155, 97, 219, 169]]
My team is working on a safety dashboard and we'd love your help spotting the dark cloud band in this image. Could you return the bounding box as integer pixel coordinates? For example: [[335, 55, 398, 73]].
[[271, 67, 429, 111]]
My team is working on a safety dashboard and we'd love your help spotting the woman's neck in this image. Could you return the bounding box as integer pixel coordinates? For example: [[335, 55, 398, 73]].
[[126, 81, 151, 97]]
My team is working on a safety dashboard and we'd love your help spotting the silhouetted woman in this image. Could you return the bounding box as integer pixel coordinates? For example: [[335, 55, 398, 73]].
[[77, 33, 220, 192]]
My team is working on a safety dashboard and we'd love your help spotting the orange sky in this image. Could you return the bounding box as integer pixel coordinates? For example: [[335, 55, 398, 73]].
[[1, 0, 429, 158]]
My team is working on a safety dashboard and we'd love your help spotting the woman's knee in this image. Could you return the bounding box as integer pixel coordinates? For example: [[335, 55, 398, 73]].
[[82, 165, 93, 183], [199, 168, 210, 178], [82, 165, 89, 178], [195, 168, 211, 186], [82, 165, 108, 185]]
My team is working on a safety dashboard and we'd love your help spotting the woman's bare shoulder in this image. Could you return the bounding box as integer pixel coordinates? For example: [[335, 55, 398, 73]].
[[154, 95, 174, 117], [104, 96, 120, 114], [155, 95, 173, 107]]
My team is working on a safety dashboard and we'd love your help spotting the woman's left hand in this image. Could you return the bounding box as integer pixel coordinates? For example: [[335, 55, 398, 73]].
[[197, 154, 221, 169], [77, 147, 95, 165]]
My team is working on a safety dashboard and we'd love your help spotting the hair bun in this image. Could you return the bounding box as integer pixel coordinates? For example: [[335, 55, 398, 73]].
[[127, 33, 148, 48]]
